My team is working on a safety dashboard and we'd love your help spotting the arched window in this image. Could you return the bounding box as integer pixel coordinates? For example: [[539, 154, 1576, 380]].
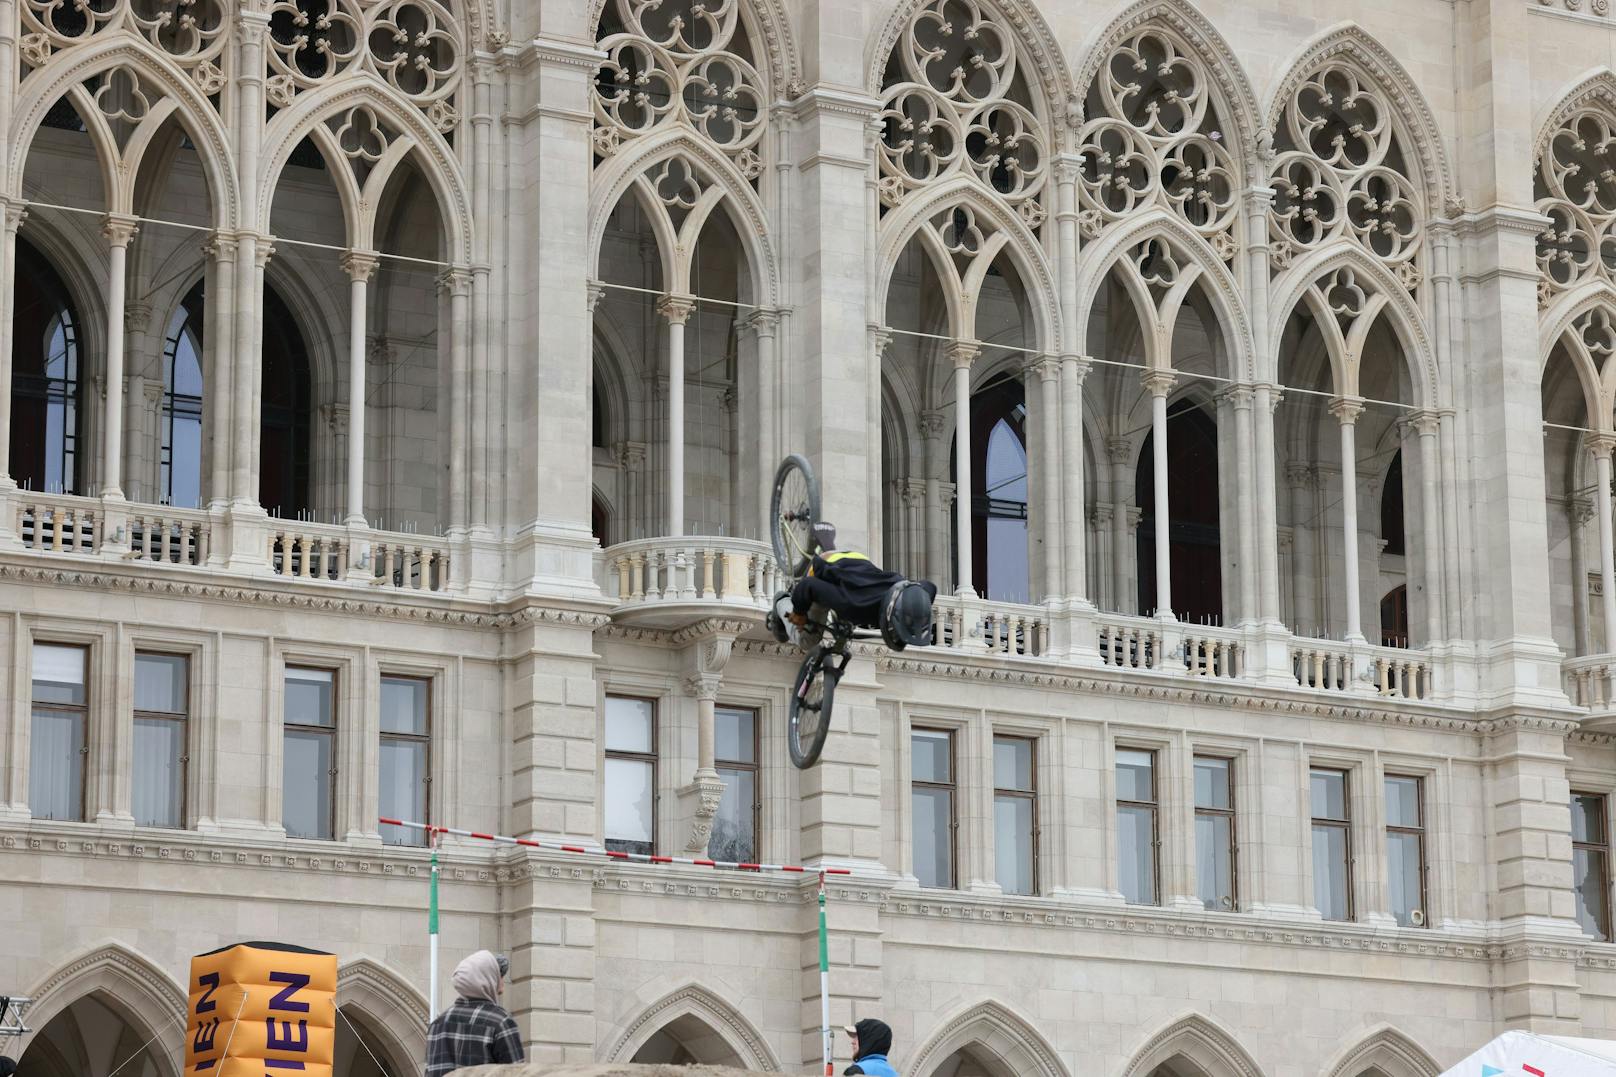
[[974, 376, 1028, 603], [161, 282, 205, 508], [11, 238, 84, 495], [1137, 401, 1222, 623], [259, 288, 312, 519], [1380, 450, 1405, 556], [1380, 584, 1409, 649]]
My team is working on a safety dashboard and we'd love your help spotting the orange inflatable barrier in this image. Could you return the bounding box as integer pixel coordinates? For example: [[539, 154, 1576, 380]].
[[183, 941, 337, 1077]]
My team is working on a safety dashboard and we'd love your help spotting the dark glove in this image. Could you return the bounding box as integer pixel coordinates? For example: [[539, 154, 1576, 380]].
[[843, 1067, 865, 1076]]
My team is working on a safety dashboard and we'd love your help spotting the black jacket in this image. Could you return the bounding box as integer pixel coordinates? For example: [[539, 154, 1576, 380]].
[[790, 551, 908, 624]]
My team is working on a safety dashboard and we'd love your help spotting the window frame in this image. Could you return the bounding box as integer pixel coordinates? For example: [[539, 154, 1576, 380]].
[[603, 693, 659, 856], [379, 673, 433, 847], [1310, 765, 1355, 921], [29, 640, 90, 822], [283, 664, 339, 842], [992, 733, 1038, 896], [910, 726, 958, 890], [132, 650, 191, 829], [1384, 772, 1428, 928], [1115, 744, 1161, 906], [714, 703, 761, 863], [1573, 789, 1613, 942], [1193, 753, 1238, 912]]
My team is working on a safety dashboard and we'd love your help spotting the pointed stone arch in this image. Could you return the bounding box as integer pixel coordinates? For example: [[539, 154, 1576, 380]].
[[1539, 281, 1616, 434], [1262, 22, 1452, 210], [1073, 0, 1260, 151], [866, 0, 1075, 123], [585, 0, 800, 96], [338, 956, 429, 1076], [604, 980, 781, 1071], [1121, 1012, 1265, 1077], [21, 940, 187, 1077], [589, 129, 781, 307], [905, 999, 1069, 1077], [876, 176, 1062, 352], [257, 75, 472, 263], [1075, 208, 1253, 379], [1269, 241, 1438, 406], [1534, 68, 1616, 169], [7, 36, 241, 228], [1322, 1025, 1440, 1077]]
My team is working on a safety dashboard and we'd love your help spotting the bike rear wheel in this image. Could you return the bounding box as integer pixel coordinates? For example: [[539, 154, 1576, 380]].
[[771, 453, 821, 579], [788, 648, 838, 769]]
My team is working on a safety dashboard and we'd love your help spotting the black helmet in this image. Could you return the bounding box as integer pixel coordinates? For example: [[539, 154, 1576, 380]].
[[880, 581, 934, 650]]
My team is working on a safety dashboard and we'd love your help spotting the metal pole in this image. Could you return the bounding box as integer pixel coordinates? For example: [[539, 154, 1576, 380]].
[[429, 827, 440, 1019], [819, 871, 832, 1077]]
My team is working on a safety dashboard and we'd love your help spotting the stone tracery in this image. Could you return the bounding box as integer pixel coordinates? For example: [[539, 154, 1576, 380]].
[[1535, 108, 1616, 302]]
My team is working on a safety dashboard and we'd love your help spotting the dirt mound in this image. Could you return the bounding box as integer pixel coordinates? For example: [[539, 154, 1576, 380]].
[[458, 1060, 778, 1067]]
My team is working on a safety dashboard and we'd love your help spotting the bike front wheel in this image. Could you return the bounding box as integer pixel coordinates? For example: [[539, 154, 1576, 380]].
[[788, 648, 839, 769], [771, 453, 821, 580]]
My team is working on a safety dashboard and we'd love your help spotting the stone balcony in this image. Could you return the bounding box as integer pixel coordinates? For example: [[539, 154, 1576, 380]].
[[1565, 654, 1616, 727], [596, 535, 779, 628]]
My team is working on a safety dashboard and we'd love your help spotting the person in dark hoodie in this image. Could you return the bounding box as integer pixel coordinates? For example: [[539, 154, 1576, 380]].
[[842, 1017, 898, 1076]]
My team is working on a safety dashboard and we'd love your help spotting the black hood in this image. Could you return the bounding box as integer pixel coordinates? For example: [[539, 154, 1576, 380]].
[[853, 1018, 892, 1060]]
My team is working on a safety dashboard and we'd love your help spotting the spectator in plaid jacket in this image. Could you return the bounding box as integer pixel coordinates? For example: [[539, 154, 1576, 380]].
[[425, 950, 524, 1075]]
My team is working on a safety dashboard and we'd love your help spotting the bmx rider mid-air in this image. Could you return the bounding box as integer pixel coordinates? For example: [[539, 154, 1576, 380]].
[[768, 522, 937, 650]]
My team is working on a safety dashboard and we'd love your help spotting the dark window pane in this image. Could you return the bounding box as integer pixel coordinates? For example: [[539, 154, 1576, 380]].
[[715, 707, 755, 764], [993, 737, 1033, 791], [1574, 794, 1606, 845], [1194, 756, 1231, 810], [1310, 769, 1347, 820], [1387, 831, 1423, 926], [133, 717, 185, 828], [994, 793, 1034, 895], [1116, 749, 1154, 802], [912, 786, 953, 888], [605, 697, 654, 754], [912, 730, 952, 784], [31, 643, 85, 706], [1117, 803, 1157, 904], [1575, 847, 1611, 940], [380, 676, 428, 735], [379, 738, 427, 846], [1196, 812, 1234, 910], [282, 728, 333, 840], [135, 653, 188, 714], [1312, 823, 1350, 920], [713, 765, 756, 862], [285, 668, 333, 727], [604, 756, 653, 854], [1385, 776, 1420, 829], [29, 706, 84, 821]]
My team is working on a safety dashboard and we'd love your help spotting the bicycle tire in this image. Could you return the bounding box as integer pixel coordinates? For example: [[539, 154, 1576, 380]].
[[788, 649, 838, 769], [770, 453, 821, 580]]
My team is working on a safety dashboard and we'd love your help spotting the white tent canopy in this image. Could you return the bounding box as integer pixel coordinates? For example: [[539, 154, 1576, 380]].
[[1440, 1032, 1616, 1077]]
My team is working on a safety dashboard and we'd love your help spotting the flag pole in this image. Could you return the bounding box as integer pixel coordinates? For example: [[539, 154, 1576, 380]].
[[429, 825, 441, 1019], [819, 871, 832, 1077]]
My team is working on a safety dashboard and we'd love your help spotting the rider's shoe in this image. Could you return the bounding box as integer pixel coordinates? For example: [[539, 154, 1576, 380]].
[[768, 592, 793, 644]]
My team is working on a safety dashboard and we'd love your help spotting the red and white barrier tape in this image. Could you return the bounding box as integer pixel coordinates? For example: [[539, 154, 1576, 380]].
[[380, 818, 856, 876]]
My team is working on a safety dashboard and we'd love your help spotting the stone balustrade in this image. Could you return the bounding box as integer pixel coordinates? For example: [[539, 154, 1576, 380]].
[[1564, 654, 1616, 712], [601, 536, 778, 627], [930, 594, 1050, 656], [16, 494, 101, 555]]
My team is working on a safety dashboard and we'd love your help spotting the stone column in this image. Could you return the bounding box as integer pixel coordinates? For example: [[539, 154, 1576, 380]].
[[1411, 410, 1446, 644], [230, 11, 269, 512], [341, 251, 379, 526], [1061, 357, 1091, 603], [101, 215, 139, 500], [445, 268, 472, 536], [1330, 397, 1366, 642], [948, 341, 981, 596], [868, 325, 892, 563], [1144, 370, 1177, 618], [1589, 435, 1616, 653], [1033, 356, 1061, 602], [202, 231, 237, 514], [121, 301, 153, 504], [1243, 187, 1283, 626], [0, 199, 26, 495], [1286, 466, 1319, 637], [919, 411, 946, 585], [616, 441, 646, 542], [745, 309, 780, 528], [1108, 438, 1132, 612], [657, 294, 695, 538], [1227, 386, 1257, 624]]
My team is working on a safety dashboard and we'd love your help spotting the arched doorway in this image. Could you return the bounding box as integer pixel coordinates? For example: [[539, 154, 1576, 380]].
[[20, 994, 177, 1077], [926, 1045, 1013, 1077], [10, 236, 85, 496], [629, 1013, 746, 1067], [259, 287, 312, 519], [160, 281, 205, 508], [336, 1004, 410, 1077], [1137, 400, 1223, 622]]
